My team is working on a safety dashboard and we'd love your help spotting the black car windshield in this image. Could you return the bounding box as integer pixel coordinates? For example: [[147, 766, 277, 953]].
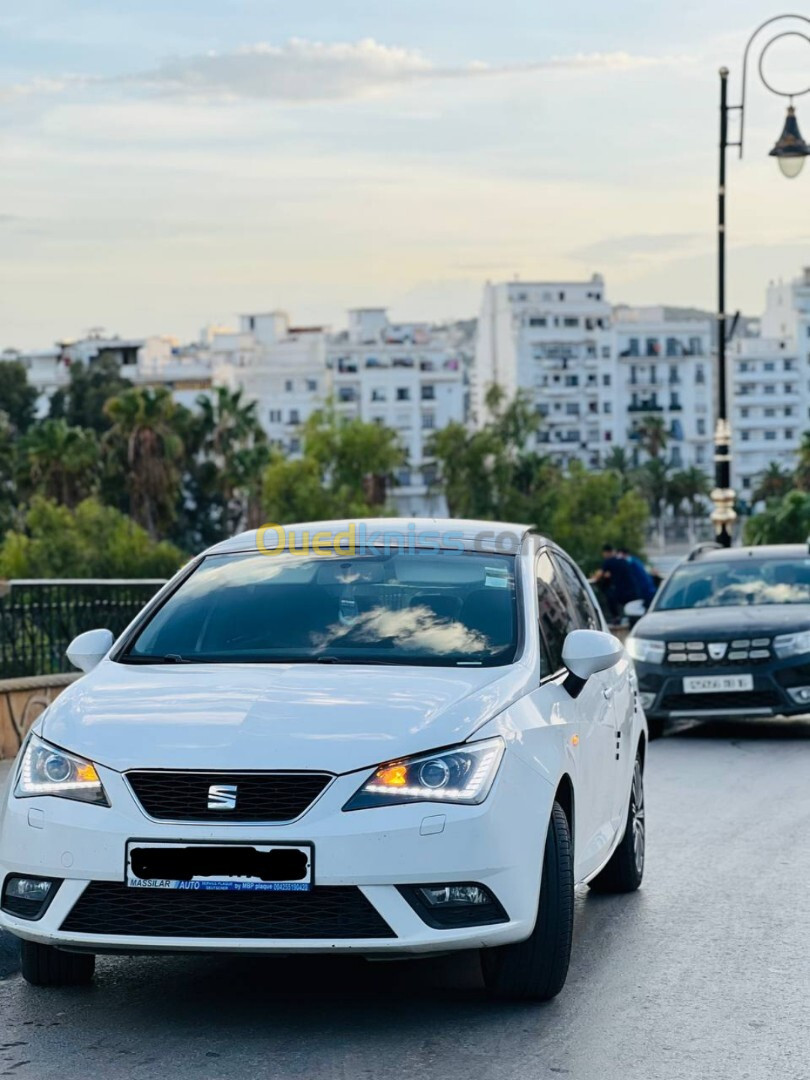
[[122, 548, 519, 666], [655, 556, 810, 611]]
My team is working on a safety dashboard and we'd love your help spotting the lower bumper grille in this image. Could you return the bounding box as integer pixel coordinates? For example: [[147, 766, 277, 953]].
[[660, 690, 781, 712], [60, 883, 396, 939]]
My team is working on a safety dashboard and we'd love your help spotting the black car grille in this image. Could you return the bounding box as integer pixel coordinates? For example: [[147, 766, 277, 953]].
[[126, 771, 332, 823], [60, 882, 395, 939], [665, 638, 772, 666], [660, 690, 781, 712]]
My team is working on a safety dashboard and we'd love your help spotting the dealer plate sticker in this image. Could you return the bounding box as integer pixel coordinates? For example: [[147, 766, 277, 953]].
[[683, 674, 754, 694], [126, 841, 312, 891]]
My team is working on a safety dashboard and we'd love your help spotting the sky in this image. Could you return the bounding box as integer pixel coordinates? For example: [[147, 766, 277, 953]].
[[2, 1, 810, 348]]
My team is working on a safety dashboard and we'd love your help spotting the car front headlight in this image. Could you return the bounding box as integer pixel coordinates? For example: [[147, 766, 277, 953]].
[[773, 629, 810, 660], [625, 637, 666, 664], [343, 737, 505, 811], [15, 734, 110, 806]]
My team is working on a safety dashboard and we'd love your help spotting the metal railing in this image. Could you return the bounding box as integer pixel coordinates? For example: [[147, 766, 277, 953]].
[[0, 579, 166, 680]]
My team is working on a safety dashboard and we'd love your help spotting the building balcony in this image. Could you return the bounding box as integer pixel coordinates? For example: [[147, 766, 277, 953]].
[[627, 402, 664, 413]]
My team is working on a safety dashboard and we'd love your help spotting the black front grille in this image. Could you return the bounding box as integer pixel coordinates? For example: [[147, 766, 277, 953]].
[[61, 882, 395, 939], [660, 690, 781, 712], [665, 638, 773, 665], [126, 771, 332, 822]]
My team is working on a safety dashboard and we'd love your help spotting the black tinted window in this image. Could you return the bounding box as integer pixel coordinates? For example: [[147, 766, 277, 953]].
[[553, 554, 601, 630], [536, 551, 571, 672], [123, 548, 519, 667]]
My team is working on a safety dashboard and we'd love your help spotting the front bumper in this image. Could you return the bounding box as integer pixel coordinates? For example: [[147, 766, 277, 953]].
[[0, 752, 549, 956], [635, 654, 810, 720]]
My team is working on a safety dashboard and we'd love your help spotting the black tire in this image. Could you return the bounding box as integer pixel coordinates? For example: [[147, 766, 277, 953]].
[[646, 715, 665, 740], [588, 753, 645, 894], [20, 940, 95, 987], [481, 801, 574, 1002]]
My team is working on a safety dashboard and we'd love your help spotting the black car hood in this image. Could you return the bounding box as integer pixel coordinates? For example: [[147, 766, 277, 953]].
[[633, 604, 810, 640]]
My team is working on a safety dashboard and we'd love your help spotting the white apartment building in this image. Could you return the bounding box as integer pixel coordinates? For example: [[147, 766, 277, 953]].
[[613, 306, 714, 471], [474, 279, 715, 472], [730, 268, 810, 495], [474, 276, 615, 468], [3, 334, 213, 416], [327, 309, 465, 516], [211, 312, 327, 455]]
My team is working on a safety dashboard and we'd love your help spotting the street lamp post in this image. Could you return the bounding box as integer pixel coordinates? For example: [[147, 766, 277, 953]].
[[712, 15, 810, 547]]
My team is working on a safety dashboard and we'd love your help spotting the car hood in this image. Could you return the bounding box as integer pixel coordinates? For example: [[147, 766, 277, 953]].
[[40, 660, 530, 774], [633, 604, 810, 641]]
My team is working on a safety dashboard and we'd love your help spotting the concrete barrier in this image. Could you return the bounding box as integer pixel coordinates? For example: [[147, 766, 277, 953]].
[[0, 674, 80, 760]]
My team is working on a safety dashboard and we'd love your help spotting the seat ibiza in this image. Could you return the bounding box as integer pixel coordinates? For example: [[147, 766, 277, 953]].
[[0, 520, 647, 1001]]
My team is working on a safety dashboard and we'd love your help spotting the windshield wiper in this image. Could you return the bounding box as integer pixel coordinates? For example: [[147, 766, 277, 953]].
[[314, 655, 390, 665], [121, 653, 193, 664]]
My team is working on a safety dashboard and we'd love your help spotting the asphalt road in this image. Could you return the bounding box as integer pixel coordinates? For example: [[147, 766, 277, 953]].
[[1, 717, 809, 1080]]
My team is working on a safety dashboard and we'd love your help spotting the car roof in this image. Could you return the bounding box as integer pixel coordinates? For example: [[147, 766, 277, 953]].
[[204, 518, 544, 557], [689, 543, 809, 563]]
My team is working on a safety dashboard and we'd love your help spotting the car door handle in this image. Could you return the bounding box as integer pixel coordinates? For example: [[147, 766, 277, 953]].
[[603, 687, 614, 700]]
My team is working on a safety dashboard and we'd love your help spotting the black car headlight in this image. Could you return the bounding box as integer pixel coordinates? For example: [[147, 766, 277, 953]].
[[343, 737, 504, 811], [15, 734, 110, 806]]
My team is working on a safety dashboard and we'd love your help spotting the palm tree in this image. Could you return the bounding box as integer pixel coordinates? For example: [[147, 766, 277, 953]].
[[103, 387, 185, 539], [669, 466, 712, 544], [752, 461, 793, 504], [602, 446, 632, 491], [195, 387, 269, 530], [794, 433, 810, 493], [636, 457, 670, 548], [18, 419, 99, 508], [637, 414, 668, 460]]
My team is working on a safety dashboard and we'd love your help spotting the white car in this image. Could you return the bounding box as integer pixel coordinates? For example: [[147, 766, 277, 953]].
[[0, 519, 647, 1001]]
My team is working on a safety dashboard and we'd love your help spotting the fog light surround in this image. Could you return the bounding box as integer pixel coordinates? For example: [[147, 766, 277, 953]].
[[787, 686, 810, 706], [397, 882, 508, 929], [1, 875, 61, 920]]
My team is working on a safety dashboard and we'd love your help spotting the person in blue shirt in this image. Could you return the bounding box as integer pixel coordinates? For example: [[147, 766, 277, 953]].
[[618, 547, 657, 607], [593, 544, 638, 621]]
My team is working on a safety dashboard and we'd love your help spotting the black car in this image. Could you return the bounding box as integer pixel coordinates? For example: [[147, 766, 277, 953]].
[[626, 542, 810, 737]]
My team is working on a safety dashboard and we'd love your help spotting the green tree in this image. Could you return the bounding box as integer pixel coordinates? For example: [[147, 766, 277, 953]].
[[429, 386, 543, 519], [103, 387, 186, 539], [602, 445, 633, 491], [635, 457, 670, 531], [0, 359, 38, 433], [544, 463, 649, 572], [261, 408, 405, 524], [49, 351, 133, 433], [752, 461, 794, 504], [795, 432, 810, 493], [195, 387, 269, 531], [743, 491, 810, 545], [0, 411, 16, 532], [0, 496, 184, 578], [636, 413, 668, 460], [17, 419, 99, 508]]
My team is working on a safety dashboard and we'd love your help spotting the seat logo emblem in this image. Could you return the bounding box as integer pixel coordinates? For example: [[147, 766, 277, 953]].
[[207, 784, 238, 810], [708, 643, 727, 660]]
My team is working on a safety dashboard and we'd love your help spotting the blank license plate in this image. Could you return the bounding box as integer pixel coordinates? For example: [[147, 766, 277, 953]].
[[683, 675, 754, 694], [126, 842, 312, 891]]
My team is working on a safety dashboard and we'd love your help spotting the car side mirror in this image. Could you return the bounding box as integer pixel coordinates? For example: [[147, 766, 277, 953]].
[[562, 629, 624, 698], [66, 628, 114, 673]]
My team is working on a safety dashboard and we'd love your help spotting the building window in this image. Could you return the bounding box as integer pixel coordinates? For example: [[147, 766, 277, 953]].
[[603, 401, 612, 414], [563, 317, 578, 328], [764, 430, 776, 440], [740, 407, 749, 418], [268, 409, 282, 423], [697, 418, 706, 435], [421, 412, 435, 430], [371, 388, 386, 402], [695, 364, 705, 384], [421, 384, 435, 401], [764, 361, 775, 372], [396, 387, 410, 401], [306, 379, 318, 392], [285, 380, 293, 392], [565, 403, 580, 416], [764, 407, 775, 417], [786, 429, 795, 440], [741, 430, 750, 442], [742, 476, 751, 488], [764, 385, 776, 395], [288, 409, 300, 424], [529, 317, 547, 327], [288, 437, 301, 453], [602, 373, 611, 386]]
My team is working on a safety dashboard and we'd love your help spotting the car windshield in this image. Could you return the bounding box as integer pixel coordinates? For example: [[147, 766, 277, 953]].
[[122, 548, 519, 666], [654, 556, 810, 611]]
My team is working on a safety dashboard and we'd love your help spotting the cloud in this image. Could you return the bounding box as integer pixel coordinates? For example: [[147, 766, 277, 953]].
[[0, 39, 697, 108], [570, 233, 703, 262]]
